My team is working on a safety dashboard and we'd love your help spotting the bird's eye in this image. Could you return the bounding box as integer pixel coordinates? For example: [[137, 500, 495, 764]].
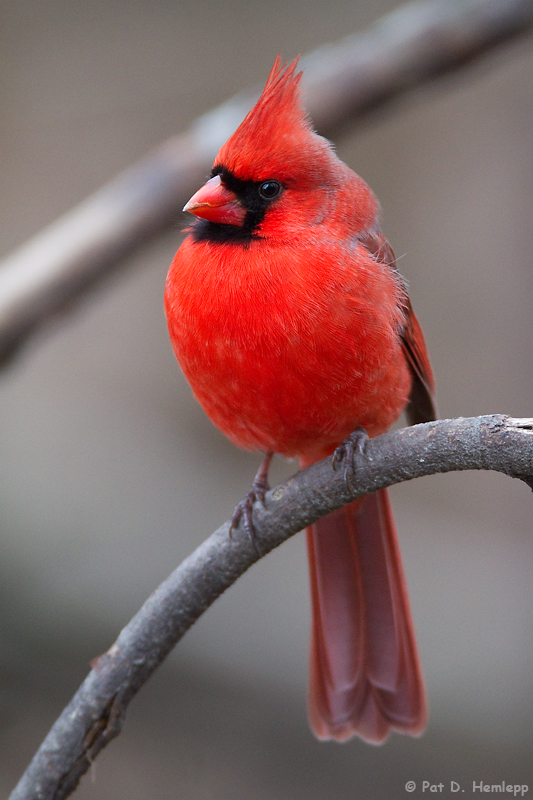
[[258, 180, 282, 200]]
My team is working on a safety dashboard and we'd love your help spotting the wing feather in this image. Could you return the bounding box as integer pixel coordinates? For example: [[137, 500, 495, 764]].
[[359, 230, 437, 424]]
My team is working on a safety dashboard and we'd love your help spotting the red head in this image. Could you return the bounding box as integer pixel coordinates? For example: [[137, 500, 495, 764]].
[[184, 57, 378, 241]]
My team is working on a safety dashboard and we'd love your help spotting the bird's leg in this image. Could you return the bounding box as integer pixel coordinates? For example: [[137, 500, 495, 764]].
[[332, 427, 369, 487], [230, 451, 274, 554]]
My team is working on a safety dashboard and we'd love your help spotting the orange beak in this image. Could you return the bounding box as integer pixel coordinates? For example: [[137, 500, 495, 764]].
[[183, 174, 246, 226]]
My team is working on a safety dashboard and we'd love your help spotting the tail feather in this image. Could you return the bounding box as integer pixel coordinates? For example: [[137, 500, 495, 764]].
[[306, 489, 426, 743]]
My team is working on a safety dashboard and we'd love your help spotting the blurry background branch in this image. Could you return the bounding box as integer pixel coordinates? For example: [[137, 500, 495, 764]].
[[0, 0, 532, 367], [9, 415, 533, 800]]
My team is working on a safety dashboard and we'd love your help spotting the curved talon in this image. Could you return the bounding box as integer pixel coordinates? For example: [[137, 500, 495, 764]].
[[332, 427, 369, 487], [230, 493, 260, 554], [229, 452, 273, 556]]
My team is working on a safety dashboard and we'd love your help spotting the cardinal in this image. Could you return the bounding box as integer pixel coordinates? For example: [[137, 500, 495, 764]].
[[165, 57, 436, 743]]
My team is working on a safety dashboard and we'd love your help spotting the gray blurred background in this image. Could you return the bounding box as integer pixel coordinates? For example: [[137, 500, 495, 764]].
[[1, 1, 532, 797]]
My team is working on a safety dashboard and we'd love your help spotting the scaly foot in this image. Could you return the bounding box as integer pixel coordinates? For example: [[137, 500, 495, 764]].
[[230, 452, 274, 554], [332, 428, 369, 486]]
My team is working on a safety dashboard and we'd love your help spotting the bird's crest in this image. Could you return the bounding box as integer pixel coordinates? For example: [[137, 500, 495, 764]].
[[215, 56, 327, 184]]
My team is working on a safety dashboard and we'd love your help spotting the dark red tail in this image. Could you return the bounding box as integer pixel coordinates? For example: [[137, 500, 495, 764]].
[[306, 489, 426, 743]]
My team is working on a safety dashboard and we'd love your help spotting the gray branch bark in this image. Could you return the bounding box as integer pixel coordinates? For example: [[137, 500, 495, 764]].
[[9, 415, 533, 800], [0, 0, 532, 365]]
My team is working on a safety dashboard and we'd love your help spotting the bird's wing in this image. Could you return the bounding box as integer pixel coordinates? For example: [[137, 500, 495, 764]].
[[359, 230, 437, 425]]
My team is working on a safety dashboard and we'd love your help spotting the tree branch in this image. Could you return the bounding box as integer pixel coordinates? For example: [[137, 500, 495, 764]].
[[0, 0, 532, 365], [9, 415, 533, 800]]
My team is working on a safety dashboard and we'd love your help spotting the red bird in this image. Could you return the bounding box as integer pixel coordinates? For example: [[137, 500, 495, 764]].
[[165, 57, 436, 743]]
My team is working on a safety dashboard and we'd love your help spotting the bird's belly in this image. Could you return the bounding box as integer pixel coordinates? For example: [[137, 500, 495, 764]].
[[171, 309, 411, 462]]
